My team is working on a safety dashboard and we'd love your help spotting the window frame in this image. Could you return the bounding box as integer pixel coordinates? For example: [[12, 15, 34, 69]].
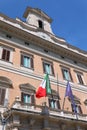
[[2, 48, 10, 62], [48, 97, 60, 110], [61, 67, 72, 81], [42, 60, 54, 76], [0, 46, 14, 63], [21, 92, 35, 104], [71, 103, 82, 114], [76, 73, 84, 85], [21, 53, 34, 69], [20, 83, 36, 105]]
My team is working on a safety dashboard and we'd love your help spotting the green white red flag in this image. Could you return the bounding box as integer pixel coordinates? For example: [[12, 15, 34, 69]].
[[36, 74, 51, 98]]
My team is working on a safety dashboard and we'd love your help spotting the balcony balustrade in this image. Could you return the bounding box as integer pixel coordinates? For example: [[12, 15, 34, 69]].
[[11, 100, 87, 122]]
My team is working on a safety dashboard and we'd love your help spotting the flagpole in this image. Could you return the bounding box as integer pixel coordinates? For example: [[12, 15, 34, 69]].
[[62, 97, 66, 111], [62, 80, 68, 111], [57, 73, 59, 97]]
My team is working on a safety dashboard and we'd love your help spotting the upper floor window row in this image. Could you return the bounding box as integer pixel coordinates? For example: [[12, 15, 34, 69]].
[[61, 67, 84, 85], [0, 47, 85, 85]]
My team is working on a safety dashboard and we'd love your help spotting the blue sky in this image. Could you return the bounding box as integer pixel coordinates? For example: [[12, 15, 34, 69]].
[[0, 0, 87, 51]]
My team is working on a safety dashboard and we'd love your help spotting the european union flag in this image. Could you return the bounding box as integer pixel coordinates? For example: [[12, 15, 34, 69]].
[[65, 81, 73, 98], [65, 81, 77, 118]]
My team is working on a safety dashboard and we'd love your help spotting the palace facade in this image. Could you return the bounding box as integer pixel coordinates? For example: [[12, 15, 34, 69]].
[[0, 7, 87, 130]]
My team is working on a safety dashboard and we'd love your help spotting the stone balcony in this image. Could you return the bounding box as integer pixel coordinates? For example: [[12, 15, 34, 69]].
[[10, 100, 87, 122]]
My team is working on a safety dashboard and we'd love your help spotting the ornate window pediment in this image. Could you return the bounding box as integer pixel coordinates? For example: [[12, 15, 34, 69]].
[[19, 83, 36, 93], [50, 89, 60, 99], [0, 76, 13, 88]]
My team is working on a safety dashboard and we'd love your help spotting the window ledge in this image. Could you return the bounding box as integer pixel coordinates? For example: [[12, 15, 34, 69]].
[[0, 60, 13, 66], [20, 66, 34, 72]]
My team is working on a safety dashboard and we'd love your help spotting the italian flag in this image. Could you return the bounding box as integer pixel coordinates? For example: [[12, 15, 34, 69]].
[[36, 74, 51, 98]]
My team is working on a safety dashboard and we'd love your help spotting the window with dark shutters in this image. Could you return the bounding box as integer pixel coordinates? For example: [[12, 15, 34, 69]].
[[2, 49, 6, 60], [2, 49, 10, 62], [77, 74, 84, 85]]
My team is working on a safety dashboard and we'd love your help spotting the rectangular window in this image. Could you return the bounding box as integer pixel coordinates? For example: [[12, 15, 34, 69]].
[[61, 68, 72, 81], [2, 48, 10, 62], [0, 88, 6, 105], [71, 104, 82, 114], [77, 73, 84, 85], [49, 98, 60, 109], [21, 54, 34, 69], [21, 92, 35, 104], [43, 61, 54, 75]]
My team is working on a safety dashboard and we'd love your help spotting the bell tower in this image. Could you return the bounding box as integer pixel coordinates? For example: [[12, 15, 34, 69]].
[[23, 7, 53, 34]]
